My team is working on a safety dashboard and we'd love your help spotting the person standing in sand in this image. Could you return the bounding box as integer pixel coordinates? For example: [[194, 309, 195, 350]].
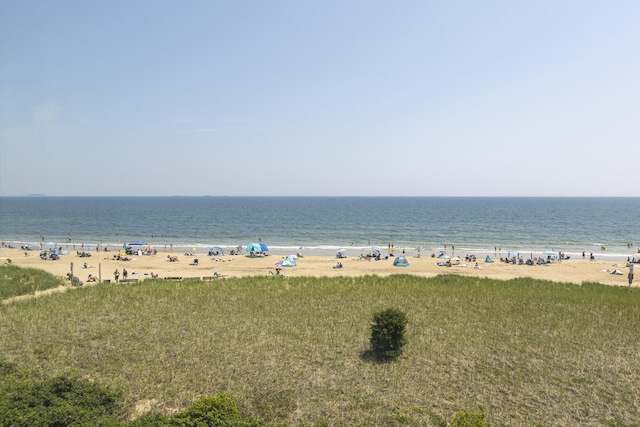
[[114, 269, 120, 283], [123, 269, 128, 281]]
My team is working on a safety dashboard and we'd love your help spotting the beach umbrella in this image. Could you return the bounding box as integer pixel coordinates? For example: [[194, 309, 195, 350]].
[[451, 256, 460, 261], [128, 240, 147, 246], [543, 250, 558, 255]]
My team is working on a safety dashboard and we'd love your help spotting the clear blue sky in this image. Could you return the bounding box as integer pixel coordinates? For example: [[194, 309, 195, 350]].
[[1, 1, 639, 196]]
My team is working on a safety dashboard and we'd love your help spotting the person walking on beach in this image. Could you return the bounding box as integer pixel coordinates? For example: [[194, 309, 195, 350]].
[[122, 269, 128, 281], [114, 269, 120, 283]]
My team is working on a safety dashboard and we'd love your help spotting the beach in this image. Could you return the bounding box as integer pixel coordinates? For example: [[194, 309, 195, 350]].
[[1, 246, 636, 288]]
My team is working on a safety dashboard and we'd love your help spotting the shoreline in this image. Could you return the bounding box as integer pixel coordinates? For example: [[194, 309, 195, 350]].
[[1, 247, 637, 288]]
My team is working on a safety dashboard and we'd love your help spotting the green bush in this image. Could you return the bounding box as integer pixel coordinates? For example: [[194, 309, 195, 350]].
[[370, 307, 408, 360], [0, 372, 123, 427]]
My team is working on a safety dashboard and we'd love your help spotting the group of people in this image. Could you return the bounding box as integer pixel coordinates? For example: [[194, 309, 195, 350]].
[[113, 268, 128, 282], [500, 256, 550, 265]]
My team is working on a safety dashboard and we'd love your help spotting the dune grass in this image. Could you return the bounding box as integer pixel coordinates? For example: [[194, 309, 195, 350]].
[[0, 264, 66, 300], [1, 273, 639, 426]]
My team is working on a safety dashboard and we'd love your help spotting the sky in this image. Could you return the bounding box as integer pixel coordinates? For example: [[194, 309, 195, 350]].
[[1, 1, 639, 197]]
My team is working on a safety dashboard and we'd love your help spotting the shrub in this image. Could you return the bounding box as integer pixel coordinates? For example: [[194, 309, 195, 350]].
[[449, 406, 490, 427], [370, 307, 408, 360], [0, 373, 123, 427]]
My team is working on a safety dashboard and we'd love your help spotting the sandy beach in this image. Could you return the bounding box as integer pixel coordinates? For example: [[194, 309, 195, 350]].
[[1, 246, 637, 288]]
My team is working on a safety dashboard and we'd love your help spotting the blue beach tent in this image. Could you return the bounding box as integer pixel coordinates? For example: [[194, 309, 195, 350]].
[[208, 246, 224, 256], [485, 255, 493, 263], [246, 243, 263, 255], [277, 257, 297, 267], [260, 243, 269, 252], [393, 255, 409, 267]]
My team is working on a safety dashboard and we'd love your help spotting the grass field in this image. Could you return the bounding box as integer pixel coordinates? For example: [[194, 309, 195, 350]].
[[1, 270, 639, 426]]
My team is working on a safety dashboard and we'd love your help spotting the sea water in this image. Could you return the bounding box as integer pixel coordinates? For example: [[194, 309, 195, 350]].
[[1, 197, 639, 260]]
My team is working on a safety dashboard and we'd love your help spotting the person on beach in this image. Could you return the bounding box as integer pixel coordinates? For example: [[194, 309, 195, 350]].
[[114, 269, 120, 283], [122, 269, 128, 280]]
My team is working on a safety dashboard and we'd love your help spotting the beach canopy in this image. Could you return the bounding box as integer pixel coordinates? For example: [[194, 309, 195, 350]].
[[208, 246, 224, 256], [246, 243, 263, 254], [485, 255, 494, 263], [277, 256, 297, 267], [393, 255, 409, 267], [127, 240, 147, 246], [260, 243, 269, 252]]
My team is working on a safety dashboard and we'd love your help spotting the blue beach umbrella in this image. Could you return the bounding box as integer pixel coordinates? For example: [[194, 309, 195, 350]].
[[128, 240, 148, 246]]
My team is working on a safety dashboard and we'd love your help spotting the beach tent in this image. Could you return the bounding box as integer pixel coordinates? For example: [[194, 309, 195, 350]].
[[246, 243, 263, 255], [127, 240, 147, 247], [260, 243, 269, 253], [393, 255, 409, 267], [277, 257, 297, 267], [208, 246, 224, 256], [485, 255, 494, 263]]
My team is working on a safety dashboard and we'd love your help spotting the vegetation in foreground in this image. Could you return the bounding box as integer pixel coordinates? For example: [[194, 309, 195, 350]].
[[1, 267, 640, 426]]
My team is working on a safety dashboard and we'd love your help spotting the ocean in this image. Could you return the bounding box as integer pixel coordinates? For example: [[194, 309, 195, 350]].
[[1, 197, 639, 260]]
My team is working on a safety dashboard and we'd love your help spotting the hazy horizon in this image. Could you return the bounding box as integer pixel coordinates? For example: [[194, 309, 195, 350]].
[[2, 1, 639, 197]]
